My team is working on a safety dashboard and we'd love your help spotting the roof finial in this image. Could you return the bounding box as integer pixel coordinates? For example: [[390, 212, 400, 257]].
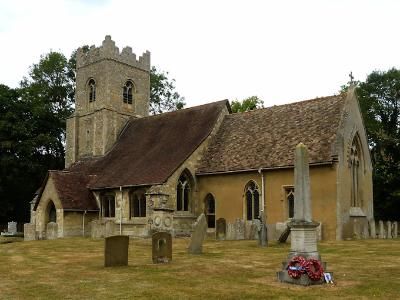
[[349, 71, 354, 85]]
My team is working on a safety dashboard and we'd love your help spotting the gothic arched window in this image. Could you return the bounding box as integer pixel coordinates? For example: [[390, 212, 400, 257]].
[[47, 201, 57, 223], [245, 181, 260, 220], [123, 81, 134, 104], [350, 137, 362, 207], [177, 172, 191, 212], [130, 191, 146, 218], [88, 79, 96, 102]]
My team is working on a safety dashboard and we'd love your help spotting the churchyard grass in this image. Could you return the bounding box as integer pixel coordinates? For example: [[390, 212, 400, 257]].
[[0, 237, 399, 299]]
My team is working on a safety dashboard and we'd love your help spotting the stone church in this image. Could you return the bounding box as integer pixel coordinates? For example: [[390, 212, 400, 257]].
[[25, 36, 373, 241]]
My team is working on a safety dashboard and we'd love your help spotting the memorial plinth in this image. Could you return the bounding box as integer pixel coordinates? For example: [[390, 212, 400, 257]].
[[277, 143, 329, 286]]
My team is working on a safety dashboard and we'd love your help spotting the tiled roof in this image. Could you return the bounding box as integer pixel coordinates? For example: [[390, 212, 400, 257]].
[[69, 100, 229, 189], [197, 95, 346, 174], [34, 171, 98, 211]]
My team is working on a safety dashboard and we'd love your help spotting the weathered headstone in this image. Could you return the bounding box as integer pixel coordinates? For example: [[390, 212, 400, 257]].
[[362, 222, 369, 239], [104, 235, 129, 267], [378, 220, 385, 238], [369, 220, 376, 238], [46, 222, 58, 240], [226, 222, 235, 240], [386, 221, 392, 239], [8, 222, 17, 234], [152, 231, 172, 263], [277, 143, 327, 286], [259, 213, 268, 247], [24, 223, 37, 241], [234, 218, 245, 240], [216, 218, 226, 240], [393, 222, 398, 238], [188, 213, 208, 254]]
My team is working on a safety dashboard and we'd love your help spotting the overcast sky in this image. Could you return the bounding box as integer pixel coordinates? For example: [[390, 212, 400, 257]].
[[0, 0, 399, 107]]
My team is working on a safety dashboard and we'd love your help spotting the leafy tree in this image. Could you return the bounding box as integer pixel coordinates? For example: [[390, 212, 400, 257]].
[[231, 96, 264, 113], [343, 68, 400, 220], [150, 66, 185, 115]]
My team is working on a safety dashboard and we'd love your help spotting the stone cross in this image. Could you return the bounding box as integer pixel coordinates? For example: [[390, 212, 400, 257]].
[[349, 71, 354, 84], [294, 143, 312, 222]]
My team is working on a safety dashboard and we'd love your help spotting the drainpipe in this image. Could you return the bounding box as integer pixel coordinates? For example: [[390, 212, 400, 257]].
[[119, 186, 122, 235], [258, 168, 268, 247], [82, 210, 87, 237], [258, 168, 265, 213]]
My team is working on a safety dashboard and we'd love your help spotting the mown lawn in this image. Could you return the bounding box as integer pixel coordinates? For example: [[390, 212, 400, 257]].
[[0, 236, 399, 299]]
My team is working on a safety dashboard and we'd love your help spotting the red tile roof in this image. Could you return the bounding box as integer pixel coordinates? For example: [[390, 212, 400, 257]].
[[197, 95, 346, 174]]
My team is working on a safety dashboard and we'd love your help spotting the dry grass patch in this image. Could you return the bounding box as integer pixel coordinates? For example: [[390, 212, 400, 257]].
[[0, 237, 399, 299]]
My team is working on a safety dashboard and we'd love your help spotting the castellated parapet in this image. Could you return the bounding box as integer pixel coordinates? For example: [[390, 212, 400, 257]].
[[77, 35, 150, 72]]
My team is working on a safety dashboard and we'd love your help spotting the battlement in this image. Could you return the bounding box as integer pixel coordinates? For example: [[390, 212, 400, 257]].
[[76, 35, 150, 71]]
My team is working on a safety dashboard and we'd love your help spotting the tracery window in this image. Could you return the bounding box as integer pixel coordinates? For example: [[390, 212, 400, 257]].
[[123, 81, 134, 104], [177, 172, 191, 212], [88, 79, 96, 102], [130, 191, 146, 218], [101, 193, 115, 218], [245, 181, 260, 220], [350, 137, 362, 207]]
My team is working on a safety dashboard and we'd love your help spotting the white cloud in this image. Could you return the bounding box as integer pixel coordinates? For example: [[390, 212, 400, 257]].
[[0, 0, 399, 107]]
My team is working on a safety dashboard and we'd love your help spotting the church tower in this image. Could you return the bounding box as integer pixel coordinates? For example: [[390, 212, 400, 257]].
[[65, 36, 150, 167]]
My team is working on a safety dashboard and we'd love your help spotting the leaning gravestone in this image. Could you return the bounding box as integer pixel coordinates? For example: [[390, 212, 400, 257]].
[[152, 231, 172, 263], [216, 218, 226, 240], [277, 143, 329, 286], [46, 222, 58, 240], [104, 235, 129, 267], [188, 213, 208, 254]]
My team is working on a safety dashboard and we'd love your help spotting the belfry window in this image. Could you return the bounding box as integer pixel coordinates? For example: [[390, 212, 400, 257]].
[[101, 193, 115, 218], [88, 79, 96, 102], [177, 172, 191, 212], [130, 191, 146, 218], [245, 181, 260, 220], [123, 81, 133, 104], [350, 137, 362, 207]]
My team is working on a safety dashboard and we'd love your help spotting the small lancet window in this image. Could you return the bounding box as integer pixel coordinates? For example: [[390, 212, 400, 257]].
[[101, 193, 115, 218], [123, 81, 134, 104], [245, 181, 260, 220], [285, 187, 295, 219], [177, 173, 191, 212], [350, 137, 362, 207], [88, 79, 96, 102]]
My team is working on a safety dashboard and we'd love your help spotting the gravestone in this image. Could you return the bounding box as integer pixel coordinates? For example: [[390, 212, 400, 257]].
[[46, 222, 58, 240], [216, 218, 226, 240], [104, 235, 129, 267], [235, 218, 245, 240], [24, 223, 37, 241], [378, 220, 385, 238], [258, 213, 268, 246], [8, 222, 17, 235], [188, 213, 208, 254], [152, 231, 172, 263], [277, 143, 328, 286], [369, 220, 376, 238], [393, 222, 398, 238], [226, 222, 235, 240], [386, 221, 392, 239], [362, 222, 369, 239]]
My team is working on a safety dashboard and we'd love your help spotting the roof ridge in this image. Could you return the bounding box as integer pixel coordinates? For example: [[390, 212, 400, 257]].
[[229, 94, 345, 116]]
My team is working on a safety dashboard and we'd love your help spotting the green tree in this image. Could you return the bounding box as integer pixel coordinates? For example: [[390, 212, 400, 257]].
[[150, 66, 185, 115], [343, 68, 400, 220], [231, 96, 264, 113]]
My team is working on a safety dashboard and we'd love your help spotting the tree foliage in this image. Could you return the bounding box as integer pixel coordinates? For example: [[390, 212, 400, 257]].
[[150, 66, 185, 115], [344, 68, 400, 220], [231, 96, 264, 113]]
